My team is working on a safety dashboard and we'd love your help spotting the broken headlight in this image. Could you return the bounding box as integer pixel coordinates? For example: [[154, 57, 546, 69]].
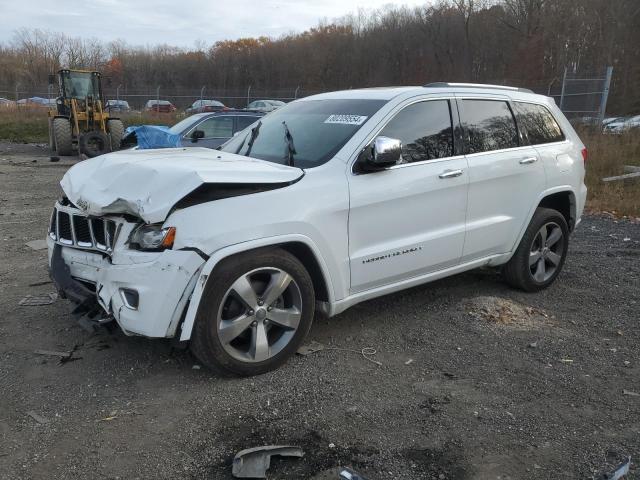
[[129, 224, 176, 250]]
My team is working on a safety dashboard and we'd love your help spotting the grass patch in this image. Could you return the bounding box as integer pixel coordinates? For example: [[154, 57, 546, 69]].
[[579, 128, 640, 217]]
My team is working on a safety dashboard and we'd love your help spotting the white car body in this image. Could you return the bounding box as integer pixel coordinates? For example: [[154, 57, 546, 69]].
[[47, 85, 587, 345], [604, 114, 640, 133]]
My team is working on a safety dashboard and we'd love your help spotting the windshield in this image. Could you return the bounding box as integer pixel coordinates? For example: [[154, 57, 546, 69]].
[[62, 72, 100, 99], [169, 115, 201, 134], [221, 99, 385, 168]]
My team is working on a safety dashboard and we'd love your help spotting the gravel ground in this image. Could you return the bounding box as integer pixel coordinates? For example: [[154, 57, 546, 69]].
[[0, 143, 639, 480]]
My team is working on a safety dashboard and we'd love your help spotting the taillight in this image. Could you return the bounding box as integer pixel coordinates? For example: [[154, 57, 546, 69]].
[[581, 148, 588, 165]]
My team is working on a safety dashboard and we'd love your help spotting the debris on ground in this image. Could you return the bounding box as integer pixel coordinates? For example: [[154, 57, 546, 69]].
[[622, 389, 640, 397], [232, 445, 304, 478], [19, 293, 57, 306], [297, 341, 325, 355], [26, 411, 49, 424], [28, 280, 52, 287], [464, 296, 551, 329], [34, 349, 72, 359], [49, 156, 60, 162], [600, 456, 631, 480], [405, 359, 414, 365], [25, 239, 48, 250], [339, 467, 370, 480]]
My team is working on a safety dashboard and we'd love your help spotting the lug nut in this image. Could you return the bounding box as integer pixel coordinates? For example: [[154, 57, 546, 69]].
[[248, 309, 254, 315], [257, 299, 264, 306], [251, 321, 257, 327], [264, 319, 269, 325], [267, 306, 272, 311]]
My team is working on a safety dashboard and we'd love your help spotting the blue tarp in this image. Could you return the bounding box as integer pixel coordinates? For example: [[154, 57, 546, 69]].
[[124, 125, 182, 149]]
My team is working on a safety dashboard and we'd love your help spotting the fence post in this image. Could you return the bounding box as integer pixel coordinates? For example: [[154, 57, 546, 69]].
[[200, 86, 205, 105], [559, 67, 567, 111], [294, 86, 300, 99], [156, 85, 160, 109], [598, 66, 613, 125], [116, 84, 122, 103], [15, 83, 20, 102], [247, 85, 252, 108]]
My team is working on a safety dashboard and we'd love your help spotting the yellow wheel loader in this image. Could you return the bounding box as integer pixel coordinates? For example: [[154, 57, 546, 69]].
[[48, 69, 124, 158]]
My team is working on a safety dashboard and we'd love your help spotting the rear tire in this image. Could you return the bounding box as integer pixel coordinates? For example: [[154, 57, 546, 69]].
[[79, 131, 110, 158], [106, 119, 124, 151], [190, 248, 315, 376], [503, 207, 569, 292], [48, 118, 55, 151], [52, 118, 73, 156]]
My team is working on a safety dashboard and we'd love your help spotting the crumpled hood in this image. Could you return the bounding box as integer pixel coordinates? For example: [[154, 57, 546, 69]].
[[60, 147, 304, 223]]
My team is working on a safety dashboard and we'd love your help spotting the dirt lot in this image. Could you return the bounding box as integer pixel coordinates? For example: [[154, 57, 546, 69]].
[[0, 142, 639, 480]]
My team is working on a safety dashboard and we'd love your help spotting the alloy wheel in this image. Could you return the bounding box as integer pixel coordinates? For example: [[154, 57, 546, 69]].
[[216, 267, 303, 363], [529, 221, 565, 283]]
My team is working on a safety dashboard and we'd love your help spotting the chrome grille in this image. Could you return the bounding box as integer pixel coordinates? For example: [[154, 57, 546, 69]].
[[49, 207, 119, 252]]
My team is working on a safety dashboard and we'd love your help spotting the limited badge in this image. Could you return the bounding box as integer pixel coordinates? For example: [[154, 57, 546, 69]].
[[324, 114, 368, 125]]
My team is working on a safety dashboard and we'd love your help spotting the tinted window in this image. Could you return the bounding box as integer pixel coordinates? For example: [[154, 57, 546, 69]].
[[379, 100, 453, 163], [236, 116, 260, 132], [221, 99, 386, 168], [197, 117, 233, 138], [460, 100, 518, 153], [514, 102, 565, 145]]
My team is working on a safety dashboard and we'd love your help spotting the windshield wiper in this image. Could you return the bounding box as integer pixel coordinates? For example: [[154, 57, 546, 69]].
[[282, 121, 296, 167], [234, 120, 262, 155]]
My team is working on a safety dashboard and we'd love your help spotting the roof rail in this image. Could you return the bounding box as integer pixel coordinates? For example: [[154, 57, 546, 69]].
[[424, 82, 534, 94]]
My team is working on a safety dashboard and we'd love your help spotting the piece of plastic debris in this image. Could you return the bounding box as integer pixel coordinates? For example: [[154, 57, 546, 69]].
[[603, 456, 631, 480], [192, 365, 201, 370], [560, 358, 574, 363], [329, 443, 336, 448], [623, 237, 631, 242], [26, 411, 49, 424], [25, 239, 48, 250], [622, 389, 640, 397], [232, 445, 304, 478], [339, 467, 369, 480], [19, 293, 57, 306], [297, 341, 325, 355], [528, 342, 538, 348], [34, 349, 72, 359], [405, 359, 414, 365]]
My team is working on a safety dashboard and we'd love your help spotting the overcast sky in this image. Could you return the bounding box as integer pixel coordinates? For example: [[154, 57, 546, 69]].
[[0, 0, 429, 47]]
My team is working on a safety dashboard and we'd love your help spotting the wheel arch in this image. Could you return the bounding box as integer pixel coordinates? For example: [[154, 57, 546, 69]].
[[178, 234, 334, 341], [507, 186, 577, 262]]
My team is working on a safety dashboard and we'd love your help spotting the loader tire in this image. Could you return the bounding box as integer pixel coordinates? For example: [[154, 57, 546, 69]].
[[48, 118, 55, 151], [106, 119, 124, 151], [79, 131, 110, 158], [52, 118, 73, 156]]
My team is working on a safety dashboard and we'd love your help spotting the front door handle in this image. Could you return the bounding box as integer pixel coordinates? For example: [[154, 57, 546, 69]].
[[519, 157, 538, 165], [439, 169, 464, 179]]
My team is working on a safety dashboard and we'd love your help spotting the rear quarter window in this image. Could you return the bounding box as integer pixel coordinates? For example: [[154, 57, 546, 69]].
[[513, 102, 565, 145], [460, 100, 519, 153]]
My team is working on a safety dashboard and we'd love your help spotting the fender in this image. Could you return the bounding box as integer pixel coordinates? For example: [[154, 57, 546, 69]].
[[178, 233, 336, 341], [507, 185, 577, 259]]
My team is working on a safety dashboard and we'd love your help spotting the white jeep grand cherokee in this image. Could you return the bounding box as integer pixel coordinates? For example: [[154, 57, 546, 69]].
[[48, 83, 587, 375]]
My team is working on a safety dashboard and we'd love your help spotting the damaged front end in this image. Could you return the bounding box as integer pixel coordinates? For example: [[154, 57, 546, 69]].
[[47, 199, 205, 337]]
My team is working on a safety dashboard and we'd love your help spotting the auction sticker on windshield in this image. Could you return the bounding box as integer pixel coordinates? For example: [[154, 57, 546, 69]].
[[324, 114, 368, 125]]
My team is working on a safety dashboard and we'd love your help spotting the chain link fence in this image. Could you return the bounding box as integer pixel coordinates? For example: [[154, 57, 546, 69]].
[[1, 67, 613, 120]]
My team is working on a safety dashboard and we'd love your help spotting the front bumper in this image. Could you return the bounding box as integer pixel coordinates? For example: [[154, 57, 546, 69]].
[[48, 237, 205, 338]]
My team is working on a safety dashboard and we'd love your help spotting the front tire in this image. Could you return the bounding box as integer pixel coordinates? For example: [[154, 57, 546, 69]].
[[52, 118, 73, 156], [190, 248, 315, 376], [106, 119, 124, 151], [503, 207, 569, 292]]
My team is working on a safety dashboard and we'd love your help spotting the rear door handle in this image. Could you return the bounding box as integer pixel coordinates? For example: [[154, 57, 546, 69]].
[[439, 169, 464, 179], [519, 157, 538, 165]]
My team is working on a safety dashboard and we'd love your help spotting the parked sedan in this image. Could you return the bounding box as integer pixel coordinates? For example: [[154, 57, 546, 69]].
[[123, 110, 264, 150], [186, 99, 227, 115], [604, 114, 640, 134], [0, 97, 16, 108], [247, 99, 285, 112], [105, 99, 131, 113], [144, 100, 176, 113], [174, 110, 264, 149]]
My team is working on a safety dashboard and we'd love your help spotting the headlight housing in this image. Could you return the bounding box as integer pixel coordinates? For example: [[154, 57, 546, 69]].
[[129, 224, 176, 250]]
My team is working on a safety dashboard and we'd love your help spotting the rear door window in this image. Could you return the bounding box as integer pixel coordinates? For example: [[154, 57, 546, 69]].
[[513, 102, 565, 144], [460, 100, 519, 153], [196, 117, 233, 138], [236, 116, 260, 132], [379, 100, 454, 163]]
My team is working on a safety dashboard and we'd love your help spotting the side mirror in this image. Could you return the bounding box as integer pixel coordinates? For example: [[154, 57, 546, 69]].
[[191, 130, 205, 142], [48, 74, 55, 86], [365, 136, 402, 169]]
